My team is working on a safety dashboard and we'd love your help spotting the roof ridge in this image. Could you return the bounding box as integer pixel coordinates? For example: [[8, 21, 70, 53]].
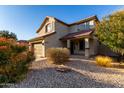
[[69, 15, 98, 25], [53, 15, 98, 26]]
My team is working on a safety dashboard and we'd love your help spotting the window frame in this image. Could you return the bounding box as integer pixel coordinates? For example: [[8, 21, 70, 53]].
[[46, 23, 52, 33]]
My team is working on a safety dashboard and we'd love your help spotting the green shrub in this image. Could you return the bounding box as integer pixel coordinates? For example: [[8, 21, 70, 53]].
[[6, 62, 29, 83], [0, 37, 10, 46], [0, 52, 30, 83], [11, 45, 27, 54], [0, 37, 33, 84], [26, 51, 35, 62], [0, 75, 8, 83], [95, 56, 113, 67], [0, 47, 11, 65], [46, 48, 70, 64], [0, 51, 32, 83], [0, 52, 9, 65], [0, 42, 9, 46]]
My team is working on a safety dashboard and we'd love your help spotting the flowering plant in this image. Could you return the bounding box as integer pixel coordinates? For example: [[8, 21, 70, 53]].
[[0, 37, 7, 42], [0, 46, 7, 50]]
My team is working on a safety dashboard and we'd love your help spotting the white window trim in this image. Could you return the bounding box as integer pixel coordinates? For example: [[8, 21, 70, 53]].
[[46, 23, 52, 33]]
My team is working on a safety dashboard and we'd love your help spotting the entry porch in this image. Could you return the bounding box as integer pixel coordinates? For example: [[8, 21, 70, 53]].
[[60, 30, 98, 58]]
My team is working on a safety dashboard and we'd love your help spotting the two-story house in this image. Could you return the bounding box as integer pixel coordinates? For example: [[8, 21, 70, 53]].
[[29, 16, 99, 59]]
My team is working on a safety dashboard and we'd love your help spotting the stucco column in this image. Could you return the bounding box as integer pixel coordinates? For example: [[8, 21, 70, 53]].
[[67, 40, 70, 48], [85, 38, 90, 58], [42, 40, 45, 57]]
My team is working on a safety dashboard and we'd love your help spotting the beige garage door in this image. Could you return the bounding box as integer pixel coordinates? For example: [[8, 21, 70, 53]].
[[34, 43, 44, 58]]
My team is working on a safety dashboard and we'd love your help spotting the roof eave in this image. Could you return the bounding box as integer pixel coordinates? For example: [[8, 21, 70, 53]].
[[60, 30, 94, 41], [60, 35, 92, 41], [36, 17, 50, 33], [28, 37, 44, 42], [29, 31, 56, 42], [68, 15, 99, 26]]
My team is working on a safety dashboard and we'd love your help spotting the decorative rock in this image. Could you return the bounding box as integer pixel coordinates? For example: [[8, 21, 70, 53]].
[[55, 65, 71, 72], [9, 58, 124, 88]]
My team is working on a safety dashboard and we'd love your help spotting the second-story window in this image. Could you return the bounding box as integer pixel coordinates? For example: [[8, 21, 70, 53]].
[[85, 22, 89, 29], [46, 23, 52, 33], [89, 20, 94, 28]]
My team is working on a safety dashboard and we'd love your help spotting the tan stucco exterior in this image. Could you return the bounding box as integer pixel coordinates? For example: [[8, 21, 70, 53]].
[[37, 17, 55, 36], [29, 16, 99, 58]]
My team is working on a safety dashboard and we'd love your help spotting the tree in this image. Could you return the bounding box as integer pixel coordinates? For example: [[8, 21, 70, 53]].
[[95, 10, 124, 58], [0, 30, 17, 40]]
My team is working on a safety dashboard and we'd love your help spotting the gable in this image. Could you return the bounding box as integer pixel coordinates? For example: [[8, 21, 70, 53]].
[[36, 15, 99, 35], [36, 16, 55, 33]]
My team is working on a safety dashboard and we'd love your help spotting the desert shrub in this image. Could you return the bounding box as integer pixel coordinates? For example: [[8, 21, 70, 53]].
[[46, 48, 70, 64], [0, 46, 11, 65], [0, 75, 8, 83], [0, 51, 10, 65], [10, 52, 27, 64], [0, 37, 34, 84], [0, 38, 12, 65], [8, 38, 17, 46], [26, 51, 35, 62], [0, 51, 35, 83], [0, 37, 10, 46], [0, 42, 9, 46], [11, 45, 27, 54], [95, 56, 113, 67], [0, 52, 30, 83]]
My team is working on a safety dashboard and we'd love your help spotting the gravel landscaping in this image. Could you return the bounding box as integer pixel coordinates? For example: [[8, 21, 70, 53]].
[[9, 56, 124, 88]]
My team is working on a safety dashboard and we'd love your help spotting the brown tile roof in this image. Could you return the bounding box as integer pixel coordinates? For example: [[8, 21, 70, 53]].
[[60, 29, 94, 40]]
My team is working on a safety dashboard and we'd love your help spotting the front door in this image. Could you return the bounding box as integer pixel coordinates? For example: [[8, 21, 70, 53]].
[[79, 39, 85, 51], [70, 39, 85, 55]]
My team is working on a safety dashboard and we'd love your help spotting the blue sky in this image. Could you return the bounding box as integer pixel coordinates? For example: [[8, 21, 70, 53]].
[[0, 5, 124, 40]]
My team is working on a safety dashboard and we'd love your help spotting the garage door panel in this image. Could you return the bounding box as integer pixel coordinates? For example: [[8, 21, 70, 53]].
[[34, 43, 44, 58]]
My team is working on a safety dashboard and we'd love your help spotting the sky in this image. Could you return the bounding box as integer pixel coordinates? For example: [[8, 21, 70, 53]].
[[0, 5, 124, 40]]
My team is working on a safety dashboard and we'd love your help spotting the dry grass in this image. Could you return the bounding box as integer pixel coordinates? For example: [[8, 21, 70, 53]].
[[46, 48, 70, 65], [95, 56, 113, 67]]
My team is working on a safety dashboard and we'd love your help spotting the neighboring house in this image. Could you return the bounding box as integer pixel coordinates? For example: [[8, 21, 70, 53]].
[[29, 16, 100, 59]]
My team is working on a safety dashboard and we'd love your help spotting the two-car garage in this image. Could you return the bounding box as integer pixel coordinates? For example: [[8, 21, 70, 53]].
[[29, 32, 56, 59]]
